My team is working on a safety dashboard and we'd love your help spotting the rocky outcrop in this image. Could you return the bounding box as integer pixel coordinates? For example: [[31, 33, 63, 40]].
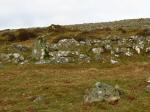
[[0, 35, 150, 65]]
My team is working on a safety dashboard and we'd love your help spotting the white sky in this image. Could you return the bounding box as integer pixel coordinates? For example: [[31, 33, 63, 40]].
[[0, 0, 150, 29]]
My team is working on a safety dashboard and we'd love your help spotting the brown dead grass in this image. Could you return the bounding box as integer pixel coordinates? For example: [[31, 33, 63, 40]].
[[0, 62, 149, 111]]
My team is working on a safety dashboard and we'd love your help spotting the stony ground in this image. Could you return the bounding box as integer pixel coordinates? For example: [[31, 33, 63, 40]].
[[0, 19, 150, 112]]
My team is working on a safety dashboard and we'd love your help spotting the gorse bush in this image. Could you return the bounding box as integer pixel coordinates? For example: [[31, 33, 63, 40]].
[[15, 29, 37, 41], [0, 29, 37, 42], [1, 32, 16, 41]]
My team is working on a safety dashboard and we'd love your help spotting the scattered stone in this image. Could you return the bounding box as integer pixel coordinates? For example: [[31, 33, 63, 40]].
[[110, 59, 119, 64], [92, 47, 104, 54], [145, 47, 150, 53], [105, 44, 112, 51], [35, 60, 50, 64], [125, 50, 133, 57], [79, 54, 91, 63], [145, 77, 150, 83], [20, 60, 28, 65], [84, 82, 121, 104], [0, 53, 25, 64], [0, 36, 150, 65], [49, 43, 59, 51], [134, 46, 141, 54], [145, 85, 150, 92], [33, 96, 44, 103], [12, 44, 30, 52], [51, 56, 71, 64], [13, 53, 20, 59]]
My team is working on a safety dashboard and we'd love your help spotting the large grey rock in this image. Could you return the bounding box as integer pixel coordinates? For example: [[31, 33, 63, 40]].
[[32, 37, 49, 60], [57, 38, 79, 48], [84, 82, 121, 103]]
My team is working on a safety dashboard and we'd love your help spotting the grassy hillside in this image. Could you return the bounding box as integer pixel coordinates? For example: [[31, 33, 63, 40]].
[[0, 62, 149, 112], [1, 18, 150, 45], [0, 18, 150, 112]]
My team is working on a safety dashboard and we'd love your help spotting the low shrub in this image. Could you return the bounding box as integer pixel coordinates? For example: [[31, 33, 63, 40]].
[[136, 29, 150, 36], [15, 29, 37, 41]]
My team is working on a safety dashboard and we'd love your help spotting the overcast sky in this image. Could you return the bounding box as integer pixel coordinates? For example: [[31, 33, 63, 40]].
[[0, 0, 150, 29]]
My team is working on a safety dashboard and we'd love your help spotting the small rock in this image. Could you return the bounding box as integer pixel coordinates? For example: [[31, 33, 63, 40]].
[[145, 85, 150, 92], [92, 47, 104, 54], [13, 53, 20, 59], [145, 77, 150, 83], [12, 44, 30, 52], [135, 46, 141, 54], [145, 47, 150, 53], [110, 59, 119, 64], [79, 54, 91, 63], [35, 60, 51, 64], [33, 96, 43, 103]]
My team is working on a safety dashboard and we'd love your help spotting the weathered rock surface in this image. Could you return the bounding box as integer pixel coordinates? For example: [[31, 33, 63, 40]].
[[57, 38, 80, 49], [0, 53, 25, 64], [0, 35, 150, 64], [12, 44, 30, 52], [32, 37, 49, 60], [84, 82, 122, 103]]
